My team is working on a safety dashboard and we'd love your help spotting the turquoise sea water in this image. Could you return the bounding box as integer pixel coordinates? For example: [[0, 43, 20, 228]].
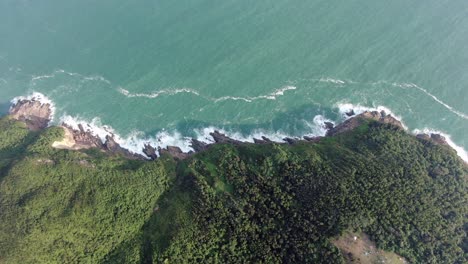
[[1, 1, 467, 158]]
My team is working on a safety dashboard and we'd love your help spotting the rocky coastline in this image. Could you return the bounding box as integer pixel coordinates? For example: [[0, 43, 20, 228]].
[[8, 98, 452, 161]]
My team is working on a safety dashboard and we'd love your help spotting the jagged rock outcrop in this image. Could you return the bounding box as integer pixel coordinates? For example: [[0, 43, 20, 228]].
[[51, 124, 104, 150], [158, 146, 190, 160], [210, 131, 243, 145], [303, 136, 323, 143], [10, 98, 417, 162], [103, 135, 145, 160], [253, 136, 273, 144], [9, 99, 52, 130], [324, 122, 334, 130], [327, 110, 403, 136], [143, 144, 158, 160], [417, 133, 449, 146], [345, 109, 355, 117], [190, 139, 209, 152], [52, 125, 144, 159], [283, 137, 298, 145]]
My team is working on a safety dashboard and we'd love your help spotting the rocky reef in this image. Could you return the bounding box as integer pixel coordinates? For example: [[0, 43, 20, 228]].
[[8, 97, 453, 161]]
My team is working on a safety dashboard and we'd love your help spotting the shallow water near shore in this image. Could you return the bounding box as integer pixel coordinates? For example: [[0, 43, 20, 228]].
[[1, 1, 467, 159]]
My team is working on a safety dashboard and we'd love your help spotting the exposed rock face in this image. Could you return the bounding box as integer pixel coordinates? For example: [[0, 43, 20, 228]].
[[143, 144, 158, 160], [11, 98, 412, 162], [324, 122, 334, 130], [253, 136, 273, 144], [103, 135, 145, 160], [416, 133, 448, 146], [190, 139, 209, 152], [416, 134, 431, 141], [53, 125, 144, 159], [327, 110, 403, 136], [430, 134, 448, 145], [283, 137, 298, 145], [158, 146, 190, 160], [303, 136, 323, 143], [61, 124, 104, 149], [345, 109, 356, 117], [210, 131, 243, 145], [9, 99, 52, 130]]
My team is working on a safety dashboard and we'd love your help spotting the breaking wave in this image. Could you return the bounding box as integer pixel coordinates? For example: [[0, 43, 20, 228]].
[[118, 87, 201, 99], [57, 112, 330, 158], [375, 81, 468, 120], [8, 91, 468, 162], [118, 85, 297, 103], [336, 102, 406, 126], [30, 69, 111, 85]]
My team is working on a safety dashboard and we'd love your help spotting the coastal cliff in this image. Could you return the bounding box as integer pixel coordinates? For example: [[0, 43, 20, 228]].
[[8, 98, 52, 130], [8, 98, 454, 160], [1, 97, 466, 264]]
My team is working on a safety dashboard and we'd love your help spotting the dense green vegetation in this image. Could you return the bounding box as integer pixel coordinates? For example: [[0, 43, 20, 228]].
[[0, 117, 466, 263]]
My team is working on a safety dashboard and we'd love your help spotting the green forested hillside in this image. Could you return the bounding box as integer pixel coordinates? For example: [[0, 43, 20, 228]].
[[0, 117, 466, 263]]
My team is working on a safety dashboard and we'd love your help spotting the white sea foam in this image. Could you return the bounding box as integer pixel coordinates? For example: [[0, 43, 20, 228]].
[[335, 102, 468, 162], [214, 86, 297, 103], [408, 84, 468, 120], [304, 115, 335, 137], [413, 128, 468, 163], [319, 78, 346, 85], [336, 102, 403, 123], [31, 69, 111, 85], [373, 81, 468, 120], [118, 85, 296, 103], [192, 126, 293, 144], [118, 87, 201, 99], [11, 92, 56, 122], [59, 115, 195, 156], [55, 112, 332, 158]]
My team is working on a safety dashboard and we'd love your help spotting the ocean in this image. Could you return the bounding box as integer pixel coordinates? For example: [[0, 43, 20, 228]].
[[1, 1, 467, 160]]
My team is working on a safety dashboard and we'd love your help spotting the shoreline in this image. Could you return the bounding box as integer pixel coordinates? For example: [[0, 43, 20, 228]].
[[7, 94, 468, 163]]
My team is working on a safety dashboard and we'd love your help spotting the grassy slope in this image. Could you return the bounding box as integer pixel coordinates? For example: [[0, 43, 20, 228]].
[[0, 118, 466, 263]]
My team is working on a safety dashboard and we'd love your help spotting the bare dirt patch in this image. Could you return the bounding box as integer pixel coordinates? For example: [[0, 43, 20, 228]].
[[332, 232, 407, 264]]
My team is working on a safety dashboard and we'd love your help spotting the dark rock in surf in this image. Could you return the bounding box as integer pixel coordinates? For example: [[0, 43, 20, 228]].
[[143, 144, 158, 160], [190, 139, 209, 152], [104, 135, 145, 160], [283, 137, 298, 145], [324, 121, 334, 130], [159, 146, 190, 160], [210, 130, 242, 145], [345, 109, 355, 117], [253, 136, 273, 144]]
